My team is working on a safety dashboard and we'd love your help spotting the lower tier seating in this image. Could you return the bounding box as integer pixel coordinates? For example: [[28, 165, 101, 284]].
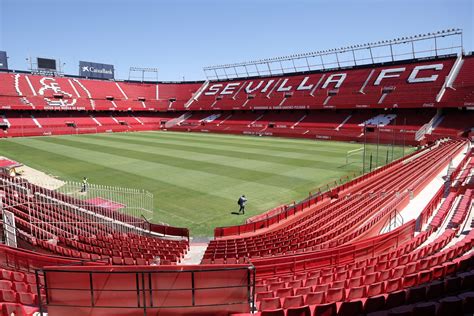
[[1, 109, 472, 146]]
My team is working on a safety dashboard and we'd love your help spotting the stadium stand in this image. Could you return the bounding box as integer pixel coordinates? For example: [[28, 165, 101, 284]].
[[0, 176, 189, 266], [1, 137, 471, 314], [231, 145, 474, 316], [0, 47, 473, 315], [1, 54, 473, 142], [191, 57, 455, 110], [205, 139, 465, 261]]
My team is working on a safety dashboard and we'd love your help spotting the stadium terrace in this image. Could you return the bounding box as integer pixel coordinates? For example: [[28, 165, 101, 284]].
[[0, 28, 473, 316]]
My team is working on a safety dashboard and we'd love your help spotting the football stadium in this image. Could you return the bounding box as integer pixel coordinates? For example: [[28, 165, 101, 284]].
[[0, 0, 473, 315]]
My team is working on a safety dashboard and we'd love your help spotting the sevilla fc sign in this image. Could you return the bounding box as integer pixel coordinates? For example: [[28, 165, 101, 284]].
[[203, 63, 444, 96]]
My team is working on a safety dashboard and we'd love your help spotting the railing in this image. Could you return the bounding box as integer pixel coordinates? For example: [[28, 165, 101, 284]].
[[252, 220, 416, 277], [450, 147, 473, 182], [415, 109, 442, 141], [2, 174, 190, 240], [417, 185, 445, 231], [0, 243, 102, 275], [39, 264, 255, 316], [416, 140, 469, 230], [245, 204, 288, 224]]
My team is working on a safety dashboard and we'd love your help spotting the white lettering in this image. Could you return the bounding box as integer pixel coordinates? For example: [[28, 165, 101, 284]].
[[296, 76, 313, 91], [220, 83, 240, 95], [261, 80, 275, 93], [204, 84, 222, 96], [245, 81, 264, 94], [407, 64, 443, 83], [374, 68, 405, 85], [277, 79, 292, 92], [322, 73, 347, 89]]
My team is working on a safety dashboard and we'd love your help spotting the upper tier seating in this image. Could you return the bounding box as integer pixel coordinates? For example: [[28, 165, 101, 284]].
[[442, 55, 474, 107], [0, 73, 201, 111], [1, 55, 473, 114], [192, 57, 457, 110]]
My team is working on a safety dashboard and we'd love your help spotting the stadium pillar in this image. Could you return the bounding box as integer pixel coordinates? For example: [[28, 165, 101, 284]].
[[402, 117, 407, 156], [363, 124, 367, 174], [391, 118, 396, 162], [376, 125, 380, 168], [369, 153, 373, 172]]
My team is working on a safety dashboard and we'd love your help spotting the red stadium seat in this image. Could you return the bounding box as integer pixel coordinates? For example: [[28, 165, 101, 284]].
[[313, 302, 337, 316], [282, 295, 304, 309], [385, 290, 406, 310], [0, 289, 17, 302], [0, 281, 12, 291], [260, 297, 281, 311], [0, 270, 12, 281], [12, 282, 29, 293], [261, 309, 285, 316], [275, 287, 293, 299], [437, 296, 464, 316], [256, 291, 274, 301], [17, 293, 37, 305], [294, 286, 312, 296], [305, 291, 326, 305], [363, 295, 386, 314], [338, 300, 363, 316], [287, 305, 311, 316], [326, 287, 345, 303]]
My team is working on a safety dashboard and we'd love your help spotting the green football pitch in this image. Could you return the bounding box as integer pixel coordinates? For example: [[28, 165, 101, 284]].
[[0, 131, 413, 236]]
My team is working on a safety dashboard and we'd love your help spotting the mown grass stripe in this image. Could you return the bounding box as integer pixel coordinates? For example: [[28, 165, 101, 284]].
[[38, 136, 318, 192], [75, 133, 351, 177], [109, 130, 362, 154], [81, 133, 346, 169], [95, 132, 351, 162], [32, 137, 301, 200]]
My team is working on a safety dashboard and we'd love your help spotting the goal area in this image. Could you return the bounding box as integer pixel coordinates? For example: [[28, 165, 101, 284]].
[[346, 147, 364, 165]]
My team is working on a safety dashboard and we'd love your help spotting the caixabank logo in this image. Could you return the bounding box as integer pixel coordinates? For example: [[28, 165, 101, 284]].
[[79, 61, 114, 79], [81, 66, 113, 75]]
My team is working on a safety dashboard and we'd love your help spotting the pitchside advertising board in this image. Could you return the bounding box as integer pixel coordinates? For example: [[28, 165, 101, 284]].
[[0, 51, 8, 70], [79, 61, 114, 79]]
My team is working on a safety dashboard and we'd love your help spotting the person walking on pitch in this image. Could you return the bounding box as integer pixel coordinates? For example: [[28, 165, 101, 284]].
[[237, 195, 247, 214]]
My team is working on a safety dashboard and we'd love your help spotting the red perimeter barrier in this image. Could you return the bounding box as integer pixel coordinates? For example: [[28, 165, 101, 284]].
[[149, 222, 189, 239], [0, 243, 101, 274], [42, 264, 254, 316]]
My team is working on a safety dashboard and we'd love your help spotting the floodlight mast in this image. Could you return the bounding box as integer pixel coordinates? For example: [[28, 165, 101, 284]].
[[203, 29, 463, 80], [128, 67, 159, 82]]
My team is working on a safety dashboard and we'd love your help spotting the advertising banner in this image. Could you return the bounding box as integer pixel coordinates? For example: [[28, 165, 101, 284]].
[[79, 61, 114, 79]]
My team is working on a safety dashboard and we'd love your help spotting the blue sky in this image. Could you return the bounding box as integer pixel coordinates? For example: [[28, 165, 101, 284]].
[[0, 0, 472, 81]]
